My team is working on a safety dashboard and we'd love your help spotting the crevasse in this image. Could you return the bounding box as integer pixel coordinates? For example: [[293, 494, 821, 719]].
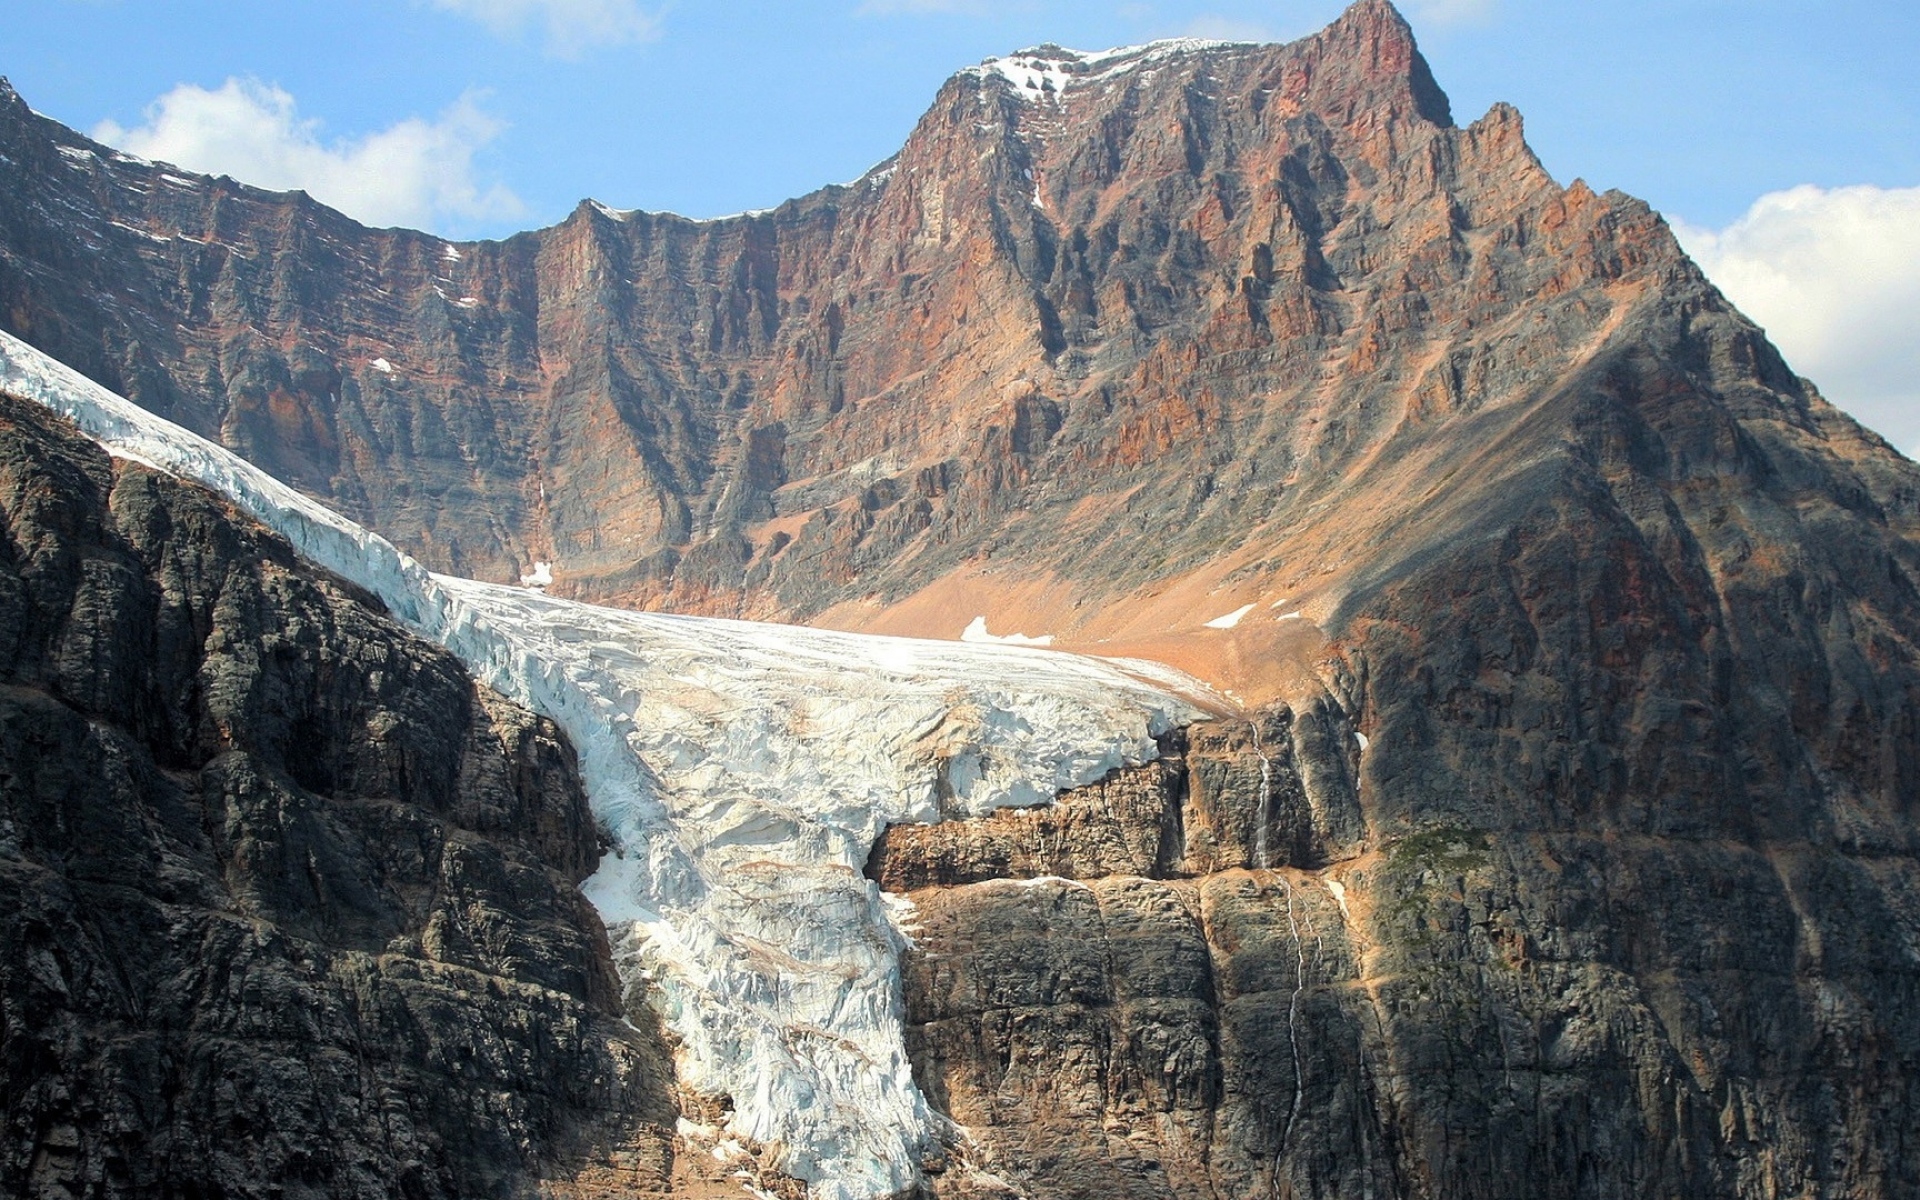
[[0, 330, 1208, 1199]]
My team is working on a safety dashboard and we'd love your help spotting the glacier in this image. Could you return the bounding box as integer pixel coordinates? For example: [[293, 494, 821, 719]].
[[0, 328, 1211, 1199]]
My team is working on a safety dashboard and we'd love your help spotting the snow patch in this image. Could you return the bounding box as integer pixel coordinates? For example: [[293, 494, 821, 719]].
[[56, 144, 96, 166], [109, 221, 171, 244], [961, 615, 1054, 647], [589, 198, 635, 221], [1326, 878, 1352, 922], [0, 327, 1204, 1200], [442, 244, 462, 262], [966, 38, 1236, 106], [520, 561, 554, 588], [1355, 731, 1370, 751], [369, 357, 393, 374], [1277, 611, 1304, 621], [1205, 603, 1256, 630], [1005, 874, 1091, 890]]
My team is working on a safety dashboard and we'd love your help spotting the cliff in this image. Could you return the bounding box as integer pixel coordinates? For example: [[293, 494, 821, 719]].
[[3, 1, 1920, 1197], [0, 392, 794, 1199], [6, 1, 1907, 687]]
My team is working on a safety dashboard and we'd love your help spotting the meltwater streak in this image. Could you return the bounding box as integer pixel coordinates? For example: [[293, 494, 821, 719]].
[[0, 330, 1206, 1198]]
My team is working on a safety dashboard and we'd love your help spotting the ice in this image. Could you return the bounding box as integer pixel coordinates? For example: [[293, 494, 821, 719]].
[[961, 615, 1054, 646], [0, 328, 1205, 1200], [1205, 603, 1256, 629]]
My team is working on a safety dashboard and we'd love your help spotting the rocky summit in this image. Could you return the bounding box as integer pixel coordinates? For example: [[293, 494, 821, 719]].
[[3, 1, 1920, 1198]]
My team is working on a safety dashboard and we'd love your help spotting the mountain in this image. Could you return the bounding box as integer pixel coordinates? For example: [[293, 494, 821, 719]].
[[5, 1, 1920, 1198], [0, 389, 691, 1199], [0, 327, 1206, 1198]]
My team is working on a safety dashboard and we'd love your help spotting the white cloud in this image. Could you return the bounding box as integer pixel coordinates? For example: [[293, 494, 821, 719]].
[[1182, 16, 1279, 42], [1407, 0, 1497, 26], [429, 0, 661, 55], [93, 79, 523, 234], [1672, 184, 1920, 456], [856, 0, 991, 14]]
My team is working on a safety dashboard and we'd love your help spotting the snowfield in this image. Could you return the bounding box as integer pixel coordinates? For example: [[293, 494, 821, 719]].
[[0, 329, 1208, 1200]]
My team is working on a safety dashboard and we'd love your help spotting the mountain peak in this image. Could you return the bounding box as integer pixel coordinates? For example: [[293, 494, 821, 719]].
[[1314, 0, 1451, 125], [960, 2, 1448, 127]]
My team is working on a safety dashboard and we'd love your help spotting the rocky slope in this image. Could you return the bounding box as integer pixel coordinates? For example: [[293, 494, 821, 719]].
[[4, 2, 1920, 1198], [0, 392, 807, 1199], [4, 0, 1905, 677]]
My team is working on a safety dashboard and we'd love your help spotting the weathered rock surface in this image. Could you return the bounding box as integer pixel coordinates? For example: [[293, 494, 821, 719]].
[[879, 703, 1920, 1199], [5, 1, 1920, 1198], [0, 393, 801, 1199], [7, 0, 1909, 674]]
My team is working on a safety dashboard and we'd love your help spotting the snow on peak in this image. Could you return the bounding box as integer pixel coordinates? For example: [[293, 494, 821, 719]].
[[0, 328, 1206, 1200], [966, 37, 1241, 104]]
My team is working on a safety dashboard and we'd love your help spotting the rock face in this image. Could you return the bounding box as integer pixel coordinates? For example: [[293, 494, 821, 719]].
[[6, 0, 1908, 658], [4, 1, 1920, 1198], [0, 393, 732, 1199], [883, 712, 1920, 1200]]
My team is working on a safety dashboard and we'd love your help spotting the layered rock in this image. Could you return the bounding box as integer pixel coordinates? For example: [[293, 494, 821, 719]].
[[0, 393, 798, 1200], [882, 715, 1920, 1199], [3, 1, 1920, 1198], [7, 0, 1908, 675]]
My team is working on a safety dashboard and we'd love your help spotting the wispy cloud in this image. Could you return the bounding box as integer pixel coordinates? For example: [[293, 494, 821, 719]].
[[1182, 16, 1279, 42], [427, 0, 662, 58], [856, 0, 992, 13], [94, 79, 524, 234], [1673, 184, 1920, 455], [1407, 0, 1497, 27]]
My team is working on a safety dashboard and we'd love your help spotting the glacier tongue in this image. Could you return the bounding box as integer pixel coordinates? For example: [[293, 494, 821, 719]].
[[0, 329, 1208, 1199]]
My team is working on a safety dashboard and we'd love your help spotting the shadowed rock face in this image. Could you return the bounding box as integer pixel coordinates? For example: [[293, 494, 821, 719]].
[[5, 0, 1920, 1197], [879, 715, 1920, 1200], [0, 394, 796, 1200]]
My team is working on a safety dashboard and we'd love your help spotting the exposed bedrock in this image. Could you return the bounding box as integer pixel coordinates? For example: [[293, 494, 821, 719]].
[[0, 394, 805, 1200], [4, 0, 1920, 1195], [876, 707, 1920, 1200], [10, 0, 1911, 657]]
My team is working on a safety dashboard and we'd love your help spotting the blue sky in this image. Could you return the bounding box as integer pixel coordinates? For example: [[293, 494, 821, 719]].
[[7, 0, 1919, 449]]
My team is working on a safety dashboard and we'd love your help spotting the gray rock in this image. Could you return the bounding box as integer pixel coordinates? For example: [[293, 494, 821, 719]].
[[0, 393, 686, 1199]]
